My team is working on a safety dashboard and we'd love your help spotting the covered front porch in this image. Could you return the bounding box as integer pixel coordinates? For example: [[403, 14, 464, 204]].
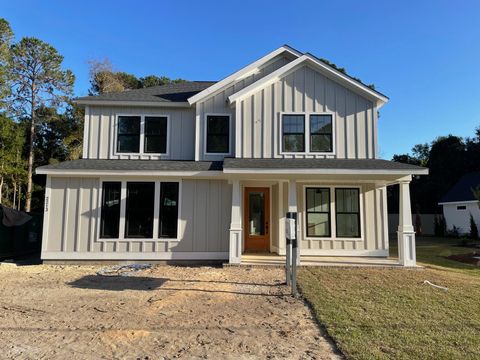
[[224, 158, 427, 267]]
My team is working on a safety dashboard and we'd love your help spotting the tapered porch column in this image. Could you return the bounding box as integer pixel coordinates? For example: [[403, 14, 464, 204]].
[[397, 180, 416, 266], [288, 180, 300, 266], [229, 180, 242, 264]]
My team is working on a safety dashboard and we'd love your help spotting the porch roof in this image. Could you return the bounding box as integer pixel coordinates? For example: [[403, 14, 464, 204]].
[[223, 158, 428, 175]]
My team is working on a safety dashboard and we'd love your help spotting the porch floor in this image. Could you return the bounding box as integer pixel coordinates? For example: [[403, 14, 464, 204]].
[[239, 254, 402, 267]]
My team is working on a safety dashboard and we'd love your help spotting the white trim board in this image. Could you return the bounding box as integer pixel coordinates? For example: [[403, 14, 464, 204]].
[[223, 168, 428, 175], [438, 200, 479, 205], [41, 251, 229, 260], [74, 100, 192, 108], [228, 54, 389, 108], [188, 45, 302, 105], [36, 169, 225, 177], [300, 249, 388, 257]]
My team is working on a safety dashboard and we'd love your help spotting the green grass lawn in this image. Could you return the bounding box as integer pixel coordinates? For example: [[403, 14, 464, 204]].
[[298, 237, 480, 360]]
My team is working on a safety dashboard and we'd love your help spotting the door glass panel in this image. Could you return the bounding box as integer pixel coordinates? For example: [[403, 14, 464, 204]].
[[249, 192, 265, 236]]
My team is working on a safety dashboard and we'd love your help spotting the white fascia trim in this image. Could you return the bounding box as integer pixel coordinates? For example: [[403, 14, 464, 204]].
[[187, 45, 302, 105], [41, 251, 229, 261], [228, 54, 389, 107], [438, 200, 480, 206], [74, 100, 192, 108], [35, 169, 225, 177], [223, 168, 429, 175], [300, 249, 389, 257]]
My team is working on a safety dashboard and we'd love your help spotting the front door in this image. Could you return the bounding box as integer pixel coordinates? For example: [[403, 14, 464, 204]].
[[244, 187, 270, 252]]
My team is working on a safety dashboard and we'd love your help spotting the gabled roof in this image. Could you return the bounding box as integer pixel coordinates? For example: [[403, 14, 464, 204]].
[[228, 54, 389, 108], [187, 45, 302, 105], [439, 172, 480, 204], [75, 81, 216, 107]]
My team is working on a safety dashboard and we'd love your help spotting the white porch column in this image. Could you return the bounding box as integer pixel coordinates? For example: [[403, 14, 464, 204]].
[[229, 180, 242, 264], [397, 180, 416, 266], [288, 180, 300, 266]]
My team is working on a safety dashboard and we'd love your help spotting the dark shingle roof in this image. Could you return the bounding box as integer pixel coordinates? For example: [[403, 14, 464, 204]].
[[75, 81, 216, 103], [223, 158, 427, 172], [439, 172, 480, 203], [37, 159, 223, 172]]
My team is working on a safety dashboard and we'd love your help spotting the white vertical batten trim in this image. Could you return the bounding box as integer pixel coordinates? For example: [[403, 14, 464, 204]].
[[40, 175, 51, 256], [195, 106, 201, 161], [83, 106, 90, 159], [75, 184, 83, 252]]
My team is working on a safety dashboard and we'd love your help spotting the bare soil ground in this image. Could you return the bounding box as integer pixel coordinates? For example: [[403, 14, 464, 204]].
[[0, 264, 340, 359]]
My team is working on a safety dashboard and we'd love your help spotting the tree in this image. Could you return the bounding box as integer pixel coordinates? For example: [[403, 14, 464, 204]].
[[0, 18, 13, 103], [0, 114, 26, 207], [7, 37, 74, 211], [139, 75, 185, 88], [411, 143, 430, 167]]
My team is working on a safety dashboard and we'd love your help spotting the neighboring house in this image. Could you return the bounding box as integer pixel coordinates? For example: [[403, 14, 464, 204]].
[[439, 172, 480, 234], [36, 45, 427, 266]]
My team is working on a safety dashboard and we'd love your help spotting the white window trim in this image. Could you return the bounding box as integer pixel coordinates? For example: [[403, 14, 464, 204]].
[[302, 185, 363, 242], [279, 111, 336, 156], [203, 113, 233, 156], [113, 114, 171, 157], [97, 178, 182, 242]]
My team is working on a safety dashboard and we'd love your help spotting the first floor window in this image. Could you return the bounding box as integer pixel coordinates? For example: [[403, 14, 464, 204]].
[[305, 188, 331, 237], [310, 114, 332, 152], [159, 182, 179, 238], [117, 116, 141, 153], [282, 114, 305, 152], [125, 182, 155, 238], [335, 188, 360, 238], [100, 182, 121, 238], [206, 115, 230, 153], [144, 116, 167, 153]]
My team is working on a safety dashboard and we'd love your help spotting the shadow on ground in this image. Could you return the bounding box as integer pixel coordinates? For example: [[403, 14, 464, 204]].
[[68, 275, 168, 291]]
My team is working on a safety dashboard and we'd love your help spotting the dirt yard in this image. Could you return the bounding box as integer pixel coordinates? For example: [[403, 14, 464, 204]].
[[0, 264, 340, 359]]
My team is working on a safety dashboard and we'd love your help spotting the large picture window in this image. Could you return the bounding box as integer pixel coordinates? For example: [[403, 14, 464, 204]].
[[125, 182, 155, 238], [282, 114, 305, 152], [206, 115, 230, 154], [310, 114, 332, 152], [159, 182, 179, 238], [100, 182, 121, 238], [144, 116, 167, 153], [305, 188, 331, 237], [335, 188, 361, 238], [117, 116, 141, 153]]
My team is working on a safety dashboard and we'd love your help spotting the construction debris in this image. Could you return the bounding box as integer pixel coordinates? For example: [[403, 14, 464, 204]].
[[96, 264, 152, 277], [423, 280, 448, 291]]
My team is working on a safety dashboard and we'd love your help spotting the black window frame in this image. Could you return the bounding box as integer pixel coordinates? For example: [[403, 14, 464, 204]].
[[282, 114, 306, 153], [457, 205, 467, 210], [124, 181, 155, 239], [305, 187, 331, 238], [310, 114, 333, 153], [116, 115, 141, 153], [159, 182, 180, 239], [144, 116, 168, 154], [205, 115, 230, 154], [335, 188, 361, 238], [100, 182, 121, 239]]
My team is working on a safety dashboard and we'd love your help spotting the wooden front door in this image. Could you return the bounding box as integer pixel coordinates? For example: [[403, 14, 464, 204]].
[[244, 187, 270, 252]]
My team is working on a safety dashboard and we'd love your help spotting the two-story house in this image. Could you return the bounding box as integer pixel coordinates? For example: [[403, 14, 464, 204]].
[[37, 45, 427, 266]]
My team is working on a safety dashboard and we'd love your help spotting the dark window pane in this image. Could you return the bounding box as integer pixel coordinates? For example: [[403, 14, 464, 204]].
[[335, 188, 360, 238], [159, 182, 179, 239], [144, 116, 167, 153], [100, 182, 121, 238], [310, 115, 333, 152], [125, 182, 154, 238], [305, 188, 330, 237], [248, 191, 265, 236], [117, 116, 140, 153], [206, 115, 229, 153], [311, 134, 332, 152], [282, 115, 305, 152]]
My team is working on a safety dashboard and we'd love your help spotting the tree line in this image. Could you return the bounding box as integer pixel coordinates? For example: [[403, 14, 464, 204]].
[[390, 128, 480, 214], [0, 18, 183, 212]]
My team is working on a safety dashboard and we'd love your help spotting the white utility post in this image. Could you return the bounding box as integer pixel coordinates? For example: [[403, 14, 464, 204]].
[[229, 180, 242, 264], [397, 179, 416, 266]]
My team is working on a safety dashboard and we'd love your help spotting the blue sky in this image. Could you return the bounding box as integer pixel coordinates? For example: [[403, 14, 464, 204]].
[[2, 0, 480, 159]]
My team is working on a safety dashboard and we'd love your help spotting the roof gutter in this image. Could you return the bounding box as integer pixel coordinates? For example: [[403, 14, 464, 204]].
[[73, 99, 192, 108], [223, 168, 428, 175]]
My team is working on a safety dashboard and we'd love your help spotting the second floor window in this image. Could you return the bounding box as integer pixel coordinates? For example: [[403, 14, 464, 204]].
[[117, 116, 141, 153], [206, 115, 230, 154], [281, 113, 334, 153], [116, 115, 168, 155]]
